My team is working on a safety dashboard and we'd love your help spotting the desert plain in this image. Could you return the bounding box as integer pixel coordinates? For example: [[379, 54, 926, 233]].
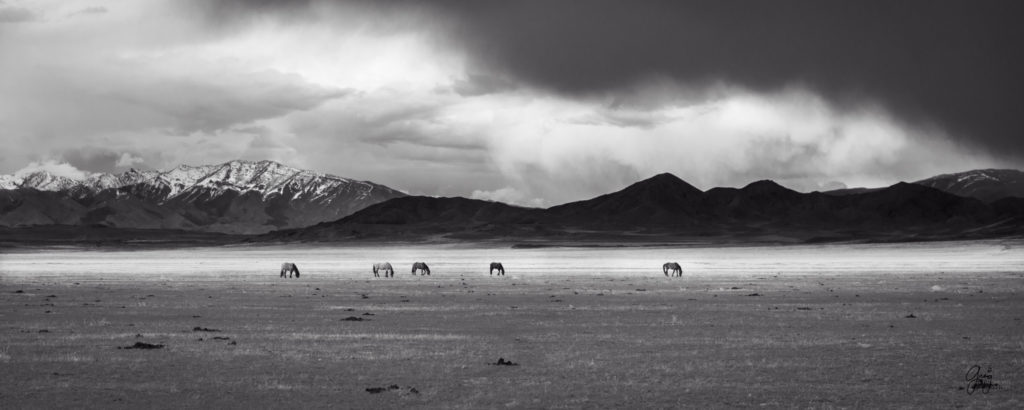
[[1, 241, 1023, 408]]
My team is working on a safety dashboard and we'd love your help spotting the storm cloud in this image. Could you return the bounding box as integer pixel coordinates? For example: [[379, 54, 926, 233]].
[[1, 0, 1021, 206], [436, 0, 1024, 158]]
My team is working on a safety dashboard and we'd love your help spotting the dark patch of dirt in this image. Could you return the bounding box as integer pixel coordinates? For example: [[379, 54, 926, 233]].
[[905, 314, 917, 318], [212, 336, 231, 340], [366, 384, 400, 394], [365, 384, 418, 395], [119, 342, 164, 350], [362, 312, 374, 316], [193, 327, 220, 332], [342, 316, 367, 321], [491, 358, 519, 366], [746, 293, 762, 297]]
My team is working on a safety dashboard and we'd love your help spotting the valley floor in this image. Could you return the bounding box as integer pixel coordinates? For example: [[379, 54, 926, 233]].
[[1, 243, 1022, 408]]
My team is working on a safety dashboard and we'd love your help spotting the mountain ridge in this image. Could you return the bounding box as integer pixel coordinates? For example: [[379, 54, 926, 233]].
[[0, 160, 406, 234], [262, 171, 1024, 243], [913, 169, 1024, 203], [5, 166, 1024, 243]]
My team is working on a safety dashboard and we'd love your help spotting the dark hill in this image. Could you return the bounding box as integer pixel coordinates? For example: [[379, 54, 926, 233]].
[[844, 182, 992, 225], [544, 173, 704, 227], [914, 169, 1024, 202], [261, 172, 1024, 243], [263, 196, 537, 241]]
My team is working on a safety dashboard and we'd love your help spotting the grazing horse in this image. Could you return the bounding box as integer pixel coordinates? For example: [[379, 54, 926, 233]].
[[490, 262, 505, 276], [281, 262, 301, 278], [411, 262, 430, 275], [373, 262, 394, 278], [663, 262, 682, 277]]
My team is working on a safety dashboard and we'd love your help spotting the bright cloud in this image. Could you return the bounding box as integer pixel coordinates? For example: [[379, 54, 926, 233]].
[[0, 0, 1011, 206], [15, 159, 92, 180]]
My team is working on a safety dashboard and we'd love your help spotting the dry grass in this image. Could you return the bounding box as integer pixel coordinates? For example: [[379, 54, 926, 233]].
[[1, 270, 1022, 408]]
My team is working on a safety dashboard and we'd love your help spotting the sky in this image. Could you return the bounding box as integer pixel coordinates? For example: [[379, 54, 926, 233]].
[[1, 0, 1022, 206]]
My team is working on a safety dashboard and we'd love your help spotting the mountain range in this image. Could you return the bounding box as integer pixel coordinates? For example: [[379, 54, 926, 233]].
[[913, 169, 1024, 203], [3, 163, 1024, 244], [262, 171, 1024, 244], [0, 160, 405, 234]]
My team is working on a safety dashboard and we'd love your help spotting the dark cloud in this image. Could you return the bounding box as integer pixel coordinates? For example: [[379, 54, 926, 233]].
[[0, 6, 35, 23], [426, 0, 1024, 161], [199, 1, 1024, 160], [69, 7, 109, 17]]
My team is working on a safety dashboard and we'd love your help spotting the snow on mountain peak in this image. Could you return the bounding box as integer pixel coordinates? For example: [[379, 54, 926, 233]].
[[0, 174, 22, 190], [19, 171, 80, 191], [0, 160, 377, 199]]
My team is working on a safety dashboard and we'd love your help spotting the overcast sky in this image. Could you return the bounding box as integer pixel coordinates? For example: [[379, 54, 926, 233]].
[[2, 0, 1022, 205]]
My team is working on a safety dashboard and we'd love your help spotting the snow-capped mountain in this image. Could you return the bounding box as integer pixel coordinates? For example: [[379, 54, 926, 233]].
[[17, 172, 81, 191], [0, 160, 406, 234], [914, 169, 1024, 203]]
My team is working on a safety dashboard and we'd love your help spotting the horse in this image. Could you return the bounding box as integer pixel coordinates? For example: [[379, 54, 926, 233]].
[[411, 262, 430, 275], [373, 262, 394, 278], [663, 262, 682, 277], [281, 262, 301, 278], [490, 262, 505, 276]]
